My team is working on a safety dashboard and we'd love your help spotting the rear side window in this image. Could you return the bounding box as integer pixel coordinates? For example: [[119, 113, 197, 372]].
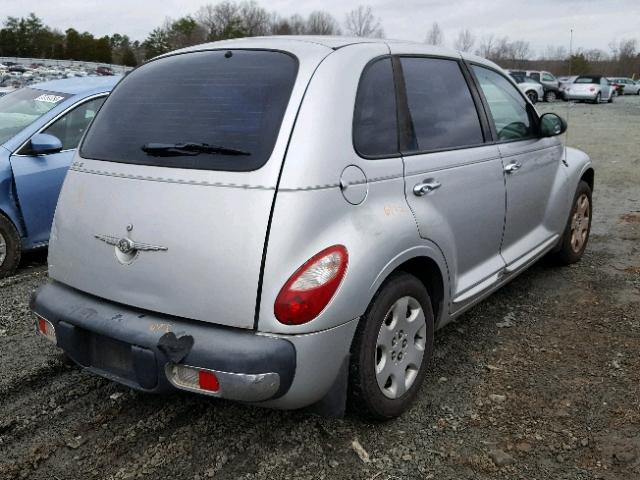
[[353, 58, 398, 157], [400, 57, 484, 152], [81, 50, 298, 171]]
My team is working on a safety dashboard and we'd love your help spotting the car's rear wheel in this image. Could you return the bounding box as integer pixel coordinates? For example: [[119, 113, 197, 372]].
[[552, 180, 592, 265], [349, 272, 434, 420], [526, 90, 538, 104], [0, 214, 21, 279], [544, 90, 557, 102], [593, 92, 601, 104]]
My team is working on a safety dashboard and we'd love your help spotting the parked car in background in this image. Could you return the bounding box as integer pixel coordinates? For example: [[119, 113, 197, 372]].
[[32, 37, 594, 419], [563, 75, 615, 103], [509, 72, 544, 103], [96, 66, 115, 76], [0, 76, 119, 277], [558, 75, 578, 100], [608, 77, 640, 95], [508, 69, 561, 101]]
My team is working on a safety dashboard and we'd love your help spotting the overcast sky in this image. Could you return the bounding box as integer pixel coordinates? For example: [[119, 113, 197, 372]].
[[1, 0, 638, 54]]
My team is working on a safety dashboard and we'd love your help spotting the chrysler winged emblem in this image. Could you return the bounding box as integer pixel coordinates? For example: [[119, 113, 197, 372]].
[[95, 224, 167, 264]]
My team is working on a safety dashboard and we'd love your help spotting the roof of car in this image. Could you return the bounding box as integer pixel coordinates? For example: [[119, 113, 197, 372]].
[[29, 75, 121, 95]]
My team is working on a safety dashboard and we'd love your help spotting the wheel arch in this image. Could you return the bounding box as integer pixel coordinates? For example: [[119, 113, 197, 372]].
[[369, 246, 451, 329], [581, 167, 594, 193]]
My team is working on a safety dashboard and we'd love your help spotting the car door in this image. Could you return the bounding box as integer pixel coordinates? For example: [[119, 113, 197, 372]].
[[470, 65, 564, 271], [397, 56, 507, 307], [9, 95, 106, 245]]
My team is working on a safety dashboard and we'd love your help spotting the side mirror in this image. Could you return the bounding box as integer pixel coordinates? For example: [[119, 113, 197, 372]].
[[29, 133, 63, 155], [539, 113, 567, 137]]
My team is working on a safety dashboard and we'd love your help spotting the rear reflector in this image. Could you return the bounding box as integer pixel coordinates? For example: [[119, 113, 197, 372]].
[[167, 364, 220, 394], [36, 315, 57, 343]]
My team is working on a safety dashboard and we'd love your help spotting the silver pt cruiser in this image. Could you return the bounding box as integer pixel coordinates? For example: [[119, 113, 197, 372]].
[[32, 36, 594, 419]]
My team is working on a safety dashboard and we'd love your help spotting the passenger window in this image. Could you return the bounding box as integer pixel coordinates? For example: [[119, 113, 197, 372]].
[[400, 57, 483, 152], [530, 73, 541, 82], [542, 73, 555, 82], [43, 97, 105, 150], [472, 66, 536, 142], [353, 58, 398, 157]]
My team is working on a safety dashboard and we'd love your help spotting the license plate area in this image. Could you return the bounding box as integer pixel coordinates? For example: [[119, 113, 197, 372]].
[[90, 333, 134, 377]]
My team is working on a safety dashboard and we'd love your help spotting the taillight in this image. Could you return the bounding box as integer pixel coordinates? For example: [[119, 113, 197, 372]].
[[590, 87, 596, 92], [274, 245, 348, 325]]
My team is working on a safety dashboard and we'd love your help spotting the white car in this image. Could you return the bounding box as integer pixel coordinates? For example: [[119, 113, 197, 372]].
[[563, 75, 615, 103], [510, 73, 544, 104]]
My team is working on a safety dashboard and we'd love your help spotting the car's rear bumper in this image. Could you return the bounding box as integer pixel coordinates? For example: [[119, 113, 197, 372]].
[[31, 281, 296, 402], [564, 92, 598, 101], [31, 280, 358, 410]]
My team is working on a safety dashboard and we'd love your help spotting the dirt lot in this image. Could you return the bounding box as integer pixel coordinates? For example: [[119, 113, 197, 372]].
[[1, 96, 639, 480]]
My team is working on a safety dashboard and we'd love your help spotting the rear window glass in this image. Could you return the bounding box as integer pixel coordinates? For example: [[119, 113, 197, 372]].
[[80, 50, 298, 171], [575, 77, 599, 84], [353, 58, 399, 157], [401, 57, 484, 151]]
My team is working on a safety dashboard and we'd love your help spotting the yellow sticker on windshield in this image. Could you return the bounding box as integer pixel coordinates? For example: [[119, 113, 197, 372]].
[[35, 94, 65, 103]]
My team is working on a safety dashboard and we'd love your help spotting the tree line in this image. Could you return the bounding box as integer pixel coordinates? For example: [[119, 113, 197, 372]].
[[1, 5, 638, 76], [0, 13, 139, 66]]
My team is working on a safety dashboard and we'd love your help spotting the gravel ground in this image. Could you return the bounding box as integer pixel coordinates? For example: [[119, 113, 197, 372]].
[[1, 96, 639, 480]]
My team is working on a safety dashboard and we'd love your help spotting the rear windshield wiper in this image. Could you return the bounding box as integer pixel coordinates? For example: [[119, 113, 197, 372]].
[[141, 142, 251, 156]]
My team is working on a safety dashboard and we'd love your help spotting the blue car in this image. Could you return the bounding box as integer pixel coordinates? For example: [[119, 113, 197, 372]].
[[0, 76, 119, 277]]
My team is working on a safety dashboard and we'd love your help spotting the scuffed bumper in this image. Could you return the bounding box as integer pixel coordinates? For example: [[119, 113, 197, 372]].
[[31, 281, 359, 411]]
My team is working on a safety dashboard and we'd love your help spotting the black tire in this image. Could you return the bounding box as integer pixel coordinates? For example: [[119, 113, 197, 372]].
[[0, 214, 21, 279], [608, 93, 614, 103], [552, 180, 592, 265], [544, 90, 557, 102], [526, 90, 538, 104], [348, 272, 434, 420], [593, 93, 601, 104]]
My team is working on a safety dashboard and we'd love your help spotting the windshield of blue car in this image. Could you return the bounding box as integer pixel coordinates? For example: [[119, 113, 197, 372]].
[[0, 88, 70, 145]]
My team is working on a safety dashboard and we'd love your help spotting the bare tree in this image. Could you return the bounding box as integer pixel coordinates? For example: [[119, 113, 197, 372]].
[[425, 22, 444, 46], [344, 5, 384, 38], [618, 38, 637, 60], [271, 13, 306, 35], [239, 1, 271, 36], [542, 45, 567, 60], [454, 28, 474, 52], [195, 2, 241, 39], [583, 48, 606, 63], [306, 11, 341, 35], [476, 34, 495, 58]]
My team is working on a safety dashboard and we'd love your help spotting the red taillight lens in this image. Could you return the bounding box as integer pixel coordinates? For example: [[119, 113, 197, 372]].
[[36, 315, 57, 343], [274, 245, 348, 325], [198, 370, 220, 392]]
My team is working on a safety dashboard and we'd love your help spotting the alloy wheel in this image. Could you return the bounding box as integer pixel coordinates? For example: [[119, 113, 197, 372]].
[[0, 231, 6, 266], [570, 193, 590, 253], [375, 296, 427, 399]]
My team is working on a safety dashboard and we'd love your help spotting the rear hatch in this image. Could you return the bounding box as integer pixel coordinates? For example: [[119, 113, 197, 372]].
[[48, 45, 330, 329]]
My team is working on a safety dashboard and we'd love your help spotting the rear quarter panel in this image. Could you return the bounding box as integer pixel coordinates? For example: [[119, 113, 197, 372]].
[[257, 44, 450, 335]]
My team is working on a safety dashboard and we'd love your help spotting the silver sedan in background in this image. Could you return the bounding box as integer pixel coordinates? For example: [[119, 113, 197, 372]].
[[563, 75, 615, 103]]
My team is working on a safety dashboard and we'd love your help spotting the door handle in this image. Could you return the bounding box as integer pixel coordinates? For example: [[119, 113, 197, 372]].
[[413, 180, 441, 196], [504, 162, 522, 174]]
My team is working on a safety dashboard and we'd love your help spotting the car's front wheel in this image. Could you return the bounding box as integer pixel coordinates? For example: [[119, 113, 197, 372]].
[[0, 214, 21, 279], [349, 272, 434, 420], [552, 180, 592, 265], [544, 90, 557, 102], [526, 90, 538, 104]]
